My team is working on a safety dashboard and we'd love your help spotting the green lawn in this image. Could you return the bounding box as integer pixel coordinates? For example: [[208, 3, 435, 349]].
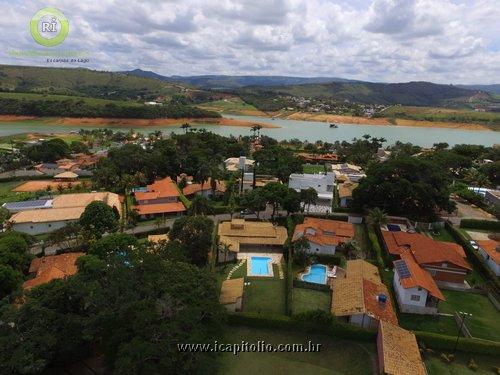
[[292, 287, 331, 315], [427, 227, 457, 243], [354, 224, 373, 259], [302, 164, 326, 174], [425, 351, 500, 375], [244, 278, 286, 316], [439, 290, 500, 342], [399, 313, 458, 336], [219, 326, 376, 375]]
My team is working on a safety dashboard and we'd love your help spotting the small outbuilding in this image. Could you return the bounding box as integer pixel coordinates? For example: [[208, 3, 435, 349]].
[[220, 278, 244, 312]]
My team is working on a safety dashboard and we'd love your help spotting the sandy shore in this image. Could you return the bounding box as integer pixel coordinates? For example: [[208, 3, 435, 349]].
[[0, 115, 280, 129]]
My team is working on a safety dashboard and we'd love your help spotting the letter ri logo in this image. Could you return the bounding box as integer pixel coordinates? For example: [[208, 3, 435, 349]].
[[30, 7, 69, 47]]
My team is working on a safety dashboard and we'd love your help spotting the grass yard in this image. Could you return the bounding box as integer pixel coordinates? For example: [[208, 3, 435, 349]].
[[439, 290, 500, 342], [244, 278, 286, 316], [292, 287, 331, 315], [219, 326, 376, 375], [354, 224, 373, 259], [426, 227, 457, 243], [302, 164, 326, 174], [399, 313, 458, 336], [425, 351, 500, 375]]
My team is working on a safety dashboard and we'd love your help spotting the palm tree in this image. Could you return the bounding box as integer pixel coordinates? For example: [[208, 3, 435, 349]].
[[367, 207, 388, 227], [217, 242, 233, 263], [181, 123, 191, 133], [189, 195, 213, 216]]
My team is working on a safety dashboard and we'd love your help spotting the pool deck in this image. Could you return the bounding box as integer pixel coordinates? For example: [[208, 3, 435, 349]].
[[237, 252, 283, 277]]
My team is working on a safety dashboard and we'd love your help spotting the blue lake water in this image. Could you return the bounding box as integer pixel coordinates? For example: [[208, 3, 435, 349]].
[[0, 115, 498, 147]]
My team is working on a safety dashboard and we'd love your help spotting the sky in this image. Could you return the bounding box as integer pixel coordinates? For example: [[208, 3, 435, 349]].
[[1, 0, 499, 84]]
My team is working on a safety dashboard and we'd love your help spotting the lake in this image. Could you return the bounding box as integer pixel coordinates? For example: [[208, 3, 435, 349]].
[[0, 115, 498, 147]]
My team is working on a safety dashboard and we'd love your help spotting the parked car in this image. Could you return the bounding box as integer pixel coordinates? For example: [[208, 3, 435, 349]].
[[469, 240, 479, 250]]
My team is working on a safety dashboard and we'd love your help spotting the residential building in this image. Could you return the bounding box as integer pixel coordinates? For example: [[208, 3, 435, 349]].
[[338, 180, 358, 208], [296, 152, 338, 163], [134, 177, 186, 218], [292, 217, 355, 255], [224, 156, 254, 172], [217, 219, 287, 262], [53, 171, 79, 181], [288, 172, 334, 204], [23, 252, 85, 289], [377, 320, 426, 375], [331, 260, 398, 329], [477, 240, 500, 276], [9, 192, 121, 235], [376, 148, 391, 162], [331, 163, 366, 182], [382, 231, 471, 286], [220, 278, 244, 312], [393, 253, 445, 314], [178, 174, 226, 198], [484, 190, 500, 207]]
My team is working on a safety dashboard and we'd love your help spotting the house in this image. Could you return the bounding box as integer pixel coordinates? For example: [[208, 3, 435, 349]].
[[484, 190, 500, 207], [224, 156, 254, 172], [382, 231, 471, 286], [179, 175, 226, 198], [331, 259, 398, 329], [292, 217, 355, 255], [217, 219, 287, 262], [393, 253, 445, 314], [34, 163, 64, 176], [376, 148, 391, 162], [220, 278, 244, 312], [477, 240, 500, 276], [9, 192, 121, 235], [296, 152, 338, 163], [23, 252, 85, 289], [288, 172, 334, 205], [377, 320, 426, 375], [331, 163, 366, 182], [338, 180, 358, 208], [134, 177, 186, 218]]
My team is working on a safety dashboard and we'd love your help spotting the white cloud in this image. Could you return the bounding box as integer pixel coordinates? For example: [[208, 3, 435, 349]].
[[0, 0, 498, 84]]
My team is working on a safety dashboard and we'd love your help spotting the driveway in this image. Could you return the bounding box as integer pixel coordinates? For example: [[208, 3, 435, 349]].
[[453, 199, 496, 221]]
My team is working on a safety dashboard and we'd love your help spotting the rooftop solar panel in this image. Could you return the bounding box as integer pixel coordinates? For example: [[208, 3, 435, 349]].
[[3, 199, 52, 210], [394, 260, 411, 279]]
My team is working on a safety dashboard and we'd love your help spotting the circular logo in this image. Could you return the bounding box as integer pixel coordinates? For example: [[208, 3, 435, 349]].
[[30, 7, 69, 47]]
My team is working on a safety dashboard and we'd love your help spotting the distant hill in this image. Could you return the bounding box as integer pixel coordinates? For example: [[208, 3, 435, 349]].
[[237, 81, 486, 107], [457, 84, 500, 95], [0, 65, 185, 100], [124, 69, 357, 88]]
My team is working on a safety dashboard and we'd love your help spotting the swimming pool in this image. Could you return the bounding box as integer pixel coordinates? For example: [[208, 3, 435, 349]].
[[251, 256, 271, 276], [302, 264, 327, 284]]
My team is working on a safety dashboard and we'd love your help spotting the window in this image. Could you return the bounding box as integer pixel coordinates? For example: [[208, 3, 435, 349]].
[[410, 295, 421, 302], [417, 287, 422, 291]]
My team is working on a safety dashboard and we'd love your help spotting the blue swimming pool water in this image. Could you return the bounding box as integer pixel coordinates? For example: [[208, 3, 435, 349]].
[[302, 264, 327, 284], [251, 256, 271, 276]]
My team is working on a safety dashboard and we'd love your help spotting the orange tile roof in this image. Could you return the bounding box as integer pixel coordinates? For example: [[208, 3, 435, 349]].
[[382, 231, 471, 270], [23, 252, 84, 289], [477, 240, 500, 264], [293, 217, 355, 246], [395, 253, 445, 300], [182, 178, 226, 196], [378, 320, 426, 375], [135, 202, 185, 215], [135, 177, 179, 201], [362, 279, 399, 325]]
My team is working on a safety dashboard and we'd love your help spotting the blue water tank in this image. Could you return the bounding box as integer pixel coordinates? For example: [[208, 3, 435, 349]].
[[378, 294, 387, 303]]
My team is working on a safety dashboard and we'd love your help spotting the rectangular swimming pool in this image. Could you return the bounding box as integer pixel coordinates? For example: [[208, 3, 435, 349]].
[[250, 256, 271, 276]]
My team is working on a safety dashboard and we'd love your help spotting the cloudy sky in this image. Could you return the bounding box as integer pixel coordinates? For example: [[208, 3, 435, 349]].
[[1, 0, 499, 84]]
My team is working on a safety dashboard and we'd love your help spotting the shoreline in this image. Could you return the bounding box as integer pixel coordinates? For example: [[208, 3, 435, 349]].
[[221, 110, 496, 131], [0, 115, 280, 129]]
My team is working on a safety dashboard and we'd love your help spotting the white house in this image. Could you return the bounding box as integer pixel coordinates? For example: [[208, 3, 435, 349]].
[[477, 240, 500, 276], [288, 172, 334, 204], [331, 163, 366, 182], [393, 254, 445, 315]]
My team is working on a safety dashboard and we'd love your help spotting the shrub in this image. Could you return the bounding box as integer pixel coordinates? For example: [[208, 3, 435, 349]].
[[460, 219, 500, 231], [415, 331, 500, 355]]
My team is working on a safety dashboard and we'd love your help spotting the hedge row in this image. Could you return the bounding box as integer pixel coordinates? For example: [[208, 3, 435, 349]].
[[367, 225, 386, 268], [314, 253, 346, 267], [226, 310, 376, 342], [445, 221, 500, 294], [293, 279, 331, 292], [460, 219, 500, 232], [415, 331, 500, 356]]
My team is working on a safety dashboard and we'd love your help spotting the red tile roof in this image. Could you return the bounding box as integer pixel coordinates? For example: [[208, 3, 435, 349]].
[[135, 177, 179, 201], [23, 252, 84, 289], [293, 217, 355, 246], [182, 178, 226, 196], [395, 253, 445, 300], [477, 240, 500, 264], [135, 202, 185, 215], [382, 231, 471, 270], [363, 279, 399, 325]]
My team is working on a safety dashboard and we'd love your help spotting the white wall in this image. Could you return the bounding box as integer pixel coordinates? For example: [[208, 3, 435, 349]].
[[349, 313, 375, 329], [478, 248, 500, 276], [288, 172, 334, 195], [12, 219, 74, 235], [393, 271, 429, 307], [305, 241, 336, 255]]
